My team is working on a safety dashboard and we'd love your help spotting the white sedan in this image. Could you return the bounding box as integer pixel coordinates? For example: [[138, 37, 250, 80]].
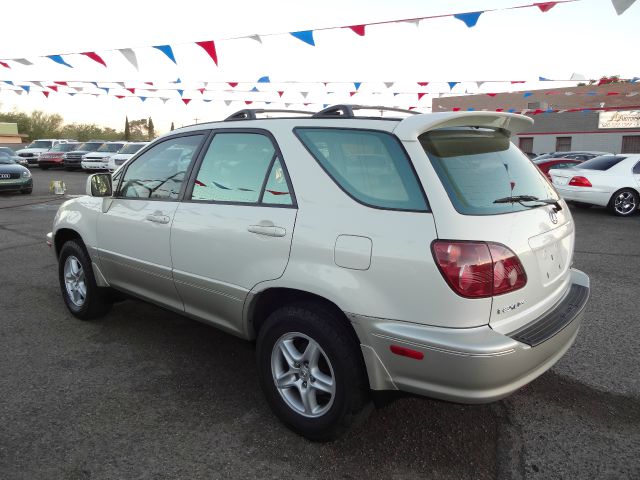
[[550, 154, 640, 216]]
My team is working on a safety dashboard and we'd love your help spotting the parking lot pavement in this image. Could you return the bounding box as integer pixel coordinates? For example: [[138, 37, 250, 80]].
[[0, 176, 638, 479]]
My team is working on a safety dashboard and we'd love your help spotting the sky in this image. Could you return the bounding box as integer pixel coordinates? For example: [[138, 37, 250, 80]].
[[0, 0, 638, 135]]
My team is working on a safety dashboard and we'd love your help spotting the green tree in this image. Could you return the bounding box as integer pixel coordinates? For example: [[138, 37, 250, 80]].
[[128, 118, 148, 141], [148, 117, 155, 140], [124, 116, 130, 141], [29, 111, 64, 139]]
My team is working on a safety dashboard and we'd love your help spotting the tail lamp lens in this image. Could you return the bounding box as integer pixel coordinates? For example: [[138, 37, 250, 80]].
[[432, 241, 527, 298], [568, 176, 592, 187]]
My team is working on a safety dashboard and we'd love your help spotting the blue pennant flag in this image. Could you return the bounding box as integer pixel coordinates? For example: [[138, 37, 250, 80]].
[[21, 85, 30, 93], [153, 45, 177, 64], [448, 82, 459, 90], [393, 92, 400, 96], [454, 11, 483, 28], [203, 99, 213, 102], [139, 97, 147, 102], [265, 102, 271, 105], [507, 108, 516, 113], [523, 92, 533, 98], [290, 30, 315, 46], [177, 89, 184, 97], [212, 181, 231, 190], [47, 55, 73, 68], [545, 108, 554, 113], [250, 86, 259, 92], [91, 82, 98, 88], [630, 77, 639, 83], [4, 80, 13, 85], [467, 107, 475, 111], [586, 92, 597, 96], [257, 76, 270, 83], [539, 77, 551, 81], [354, 82, 362, 90], [100, 87, 109, 94], [68, 92, 76, 96]]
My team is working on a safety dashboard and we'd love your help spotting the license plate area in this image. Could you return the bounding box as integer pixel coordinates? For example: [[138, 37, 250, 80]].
[[553, 177, 569, 185], [536, 241, 565, 286]]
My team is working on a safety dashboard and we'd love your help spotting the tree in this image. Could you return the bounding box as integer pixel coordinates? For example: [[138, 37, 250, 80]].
[[0, 109, 63, 140], [148, 117, 155, 140], [128, 119, 148, 140], [170, 122, 175, 131], [124, 116, 130, 141]]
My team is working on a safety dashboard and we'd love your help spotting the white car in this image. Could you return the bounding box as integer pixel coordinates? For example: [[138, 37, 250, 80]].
[[81, 142, 127, 171], [107, 142, 149, 172], [550, 154, 640, 216], [16, 139, 69, 167], [47, 106, 590, 440]]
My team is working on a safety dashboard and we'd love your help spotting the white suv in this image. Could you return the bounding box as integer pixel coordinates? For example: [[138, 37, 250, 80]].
[[47, 106, 590, 441]]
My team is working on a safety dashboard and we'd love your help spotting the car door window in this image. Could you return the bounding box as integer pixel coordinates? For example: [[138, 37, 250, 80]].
[[191, 132, 291, 205], [118, 135, 204, 200], [633, 162, 640, 174]]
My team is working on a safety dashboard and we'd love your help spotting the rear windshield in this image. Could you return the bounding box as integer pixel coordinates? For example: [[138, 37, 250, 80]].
[[577, 155, 625, 170], [77, 142, 104, 151], [295, 128, 428, 211], [119, 143, 146, 154], [26, 140, 52, 149], [420, 128, 557, 215]]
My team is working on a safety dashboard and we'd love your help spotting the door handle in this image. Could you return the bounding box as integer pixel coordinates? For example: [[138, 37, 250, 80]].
[[248, 222, 286, 237], [145, 213, 170, 224]]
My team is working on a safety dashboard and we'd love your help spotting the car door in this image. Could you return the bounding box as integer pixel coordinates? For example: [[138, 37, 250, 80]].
[[170, 130, 297, 336], [96, 133, 207, 310]]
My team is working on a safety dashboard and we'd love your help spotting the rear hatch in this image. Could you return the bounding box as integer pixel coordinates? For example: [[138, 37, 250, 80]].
[[395, 114, 575, 334]]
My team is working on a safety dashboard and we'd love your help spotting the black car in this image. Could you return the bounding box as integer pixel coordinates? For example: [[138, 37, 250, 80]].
[[63, 141, 105, 170], [0, 156, 33, 194]]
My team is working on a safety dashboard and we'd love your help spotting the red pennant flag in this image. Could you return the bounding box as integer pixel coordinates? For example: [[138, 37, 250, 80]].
[[198, 88, 205, 94], [126, 88, 135, 94], [417, 92, 427, 101], [277, 91, 284, 97], [418, 82, 429, 86], [511, 80, 525, 84], [534, 2, 558, 13], [81, 52, 107, 67], [54, 81, 68, 86], [115, 95, 125, 99], [532, 109, 545, 115], [0, 61, 10, 69], [144, 82, 153, 85], [244, 100, 253, 105], [196, 40, 218, 66], [347, 25, 366, 36], [408, 107, 417, 111], [228, 82, 238, 88], [349, 92, 356, 97], [606, 92, 620, 96], [182, 98, 192, 105], [495, 108, 504, 112], [43, 91, 50, 98], [487, 93, 497, 97], [303, 103, 311, 106], [47, 85, 58, 92], [452, 107, 461, 111]]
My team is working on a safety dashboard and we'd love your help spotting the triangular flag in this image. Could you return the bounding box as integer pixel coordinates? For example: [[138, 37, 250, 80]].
[[611, 0, 637, 14], [258, 76, 270, 83], [43, 91, 50, 98], [523, 92, 533, 97], [47, 55, 73, 68], [198, 88, 205, 94], [452, 107, 461, 112], [418, 82, 429, 87], [246, 34, 263, 44], [477, 81, 486, 88], [404, 19, 421, 28], [15, 90, 23, 95], [74, 87, 84, 92], [348, 25, 366, 36], [100, 87, 110, 94], [68, 92, 76, 96], [300, 92, 308, 98], [495, 108, 504, 112], [606, 92, 620, 96], [285, 103, 292, 108], [384, 82, 394, 88], [228, 82, 238, 88], [115, 95, 125, 99], [354, 82, 362, 90], [453, 11, 483, 28], [535, 2, 558, 13], [47, 85, 58, 92], [245, 100, 253, 105], [0, 61, 9, 69], [487, 93, 497, 97], [349, 92, 357, 97], [31, 81, 43, 88], [539, 76, 551, 81], [630, 77, 639, 83], [196, 40, 218, 66], [277, 91, 284, 97], [570, 72, 586, 81], [250, 87, 259, 92], [12, 59, 33, 66], [20, 85, 30, 93], [90, 82, 98, 88], [448, 82, 459, 90], [139, 97, 147, 102], [564, 92, 575, 95], [417, 92, 427, 101], [225, 100, 232, 106], [204, 99, 213, 102], [81, 52, 107, 67], [118, 48, 139, 70], [145, 82, 154, 85], [177, 89, 184, 97], [161, 98, 170, 104], [182, 98, 191, 105], [507, 108, 516, 113], [290, 30, 315, 46], [126, 88, 135, 94], [153, 45, 177, 64], [511, 80, 525, 84], [3, 81, 14, 85]]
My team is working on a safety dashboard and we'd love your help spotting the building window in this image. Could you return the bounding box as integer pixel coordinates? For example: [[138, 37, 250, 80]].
[[519, 137, 534, 154], [527, 102, 540, 110], [555, 137, 572, 152], [621, 136, 640, 153]]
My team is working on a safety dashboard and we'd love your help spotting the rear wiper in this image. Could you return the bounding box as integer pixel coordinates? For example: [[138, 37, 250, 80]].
[[493, 195, 562, 211]]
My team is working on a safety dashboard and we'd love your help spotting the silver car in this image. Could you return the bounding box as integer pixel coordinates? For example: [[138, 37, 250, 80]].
[[48, 105, 590, 440]]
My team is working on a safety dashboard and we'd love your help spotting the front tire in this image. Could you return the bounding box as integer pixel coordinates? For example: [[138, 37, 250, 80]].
[[256, 303, 371, 441], [21, 188, 32, 194], [58, 240, 112, 320], [608, 188, 639, 216]]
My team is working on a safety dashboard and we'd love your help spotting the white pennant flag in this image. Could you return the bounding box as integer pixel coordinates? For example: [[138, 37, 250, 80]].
[[300, 92, 308, 98], [564, 92, 575, 96], [246, 34, 263, 44], [611, 0, 637, 14], [476, 81, 485, 89], [118, 48, 139, 70], [161, 98, 170, 104], [570, 72, 586, 81], [224, 100, 232, 106], [12, 58, 33, 66], [31, 81, 43, 88], [384, 82, 394, 88]]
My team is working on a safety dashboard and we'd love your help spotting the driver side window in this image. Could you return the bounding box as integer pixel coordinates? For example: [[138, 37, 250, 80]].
[[118, 135, 204, 200]]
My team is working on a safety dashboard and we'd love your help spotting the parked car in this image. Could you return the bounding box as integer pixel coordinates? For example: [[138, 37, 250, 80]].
[[550, 154, 640, 216], [48, 106, 590, 441], [81, 142, 127, 171], [107, 142, 149, 172], [15, 139, 70, 166], [532, 151, 612, 162], [0, 155, 32, 194], [38, 143, 81, 169], [63, 141, 105, 170], [533, 157, 584, 179], [0, 147, 28, 167]]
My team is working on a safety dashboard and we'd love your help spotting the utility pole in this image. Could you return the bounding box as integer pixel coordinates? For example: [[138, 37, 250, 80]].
[[193, 117, 200, 124]]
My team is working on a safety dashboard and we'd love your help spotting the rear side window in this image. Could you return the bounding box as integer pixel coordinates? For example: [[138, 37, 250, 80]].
[[420, 128, 558, 215], [295, 128, 428, 211], [578, 156, 626, 170]]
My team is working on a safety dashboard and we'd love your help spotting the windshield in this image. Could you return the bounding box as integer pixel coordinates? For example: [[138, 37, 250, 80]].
[[26, 140, 52, 149], [0, 157, 15, 164], [77, 142, 104, 151], [420, 128, 557, 215], [577, 155, 625, 170], [51, 143, 79, 152], [119, 143, 146, 154], [97, 143, 125, 153]]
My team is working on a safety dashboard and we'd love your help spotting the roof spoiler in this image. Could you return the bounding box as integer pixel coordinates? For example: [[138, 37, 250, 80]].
[[393, 112, 534, 141]]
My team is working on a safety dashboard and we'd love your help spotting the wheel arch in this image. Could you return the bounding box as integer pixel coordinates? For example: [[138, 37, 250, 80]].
[[607, 186, 640, 209], [54, 228, 84, 257]]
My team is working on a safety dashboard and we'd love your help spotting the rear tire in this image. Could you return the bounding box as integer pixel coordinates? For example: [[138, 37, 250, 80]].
[[256, 302, 371, 441], [21, 188, 32, 194], [58, 240, 112, 320], [608, 188, 639, 216]]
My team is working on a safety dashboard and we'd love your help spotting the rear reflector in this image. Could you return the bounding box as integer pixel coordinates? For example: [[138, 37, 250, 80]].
[[432, 241, 527, 298], [390, 345, 424, 360], [568, 176, 592, 187]]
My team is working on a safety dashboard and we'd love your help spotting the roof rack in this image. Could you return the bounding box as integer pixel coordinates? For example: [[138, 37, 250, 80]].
[[225, 109, 315, 121], [312, 105, 420, 118]]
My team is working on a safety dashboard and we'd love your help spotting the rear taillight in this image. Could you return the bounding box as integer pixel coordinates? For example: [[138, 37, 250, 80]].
[[432, 241, 527, 298], [568, 176, 592, 187]]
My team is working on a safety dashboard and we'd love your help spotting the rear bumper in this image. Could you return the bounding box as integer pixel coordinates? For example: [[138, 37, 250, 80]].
[[555, 185, 610, 207], [349, 268, 589, 403]]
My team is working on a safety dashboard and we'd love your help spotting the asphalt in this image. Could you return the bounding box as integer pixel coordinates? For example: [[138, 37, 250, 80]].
[[0, 169, 638, 479]]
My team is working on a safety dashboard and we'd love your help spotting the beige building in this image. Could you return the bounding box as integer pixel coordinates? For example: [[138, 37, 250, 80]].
[[0, 122, 22, 144]]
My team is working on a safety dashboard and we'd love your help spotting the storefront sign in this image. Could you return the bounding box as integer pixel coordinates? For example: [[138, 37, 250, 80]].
[[598, 110, 640, 129]]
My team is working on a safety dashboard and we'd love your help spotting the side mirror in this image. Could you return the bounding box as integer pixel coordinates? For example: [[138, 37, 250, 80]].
[[86, 173, 113, 197]]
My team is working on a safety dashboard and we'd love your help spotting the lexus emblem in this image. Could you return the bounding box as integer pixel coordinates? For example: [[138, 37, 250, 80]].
[[549, 210, 558, 224]]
